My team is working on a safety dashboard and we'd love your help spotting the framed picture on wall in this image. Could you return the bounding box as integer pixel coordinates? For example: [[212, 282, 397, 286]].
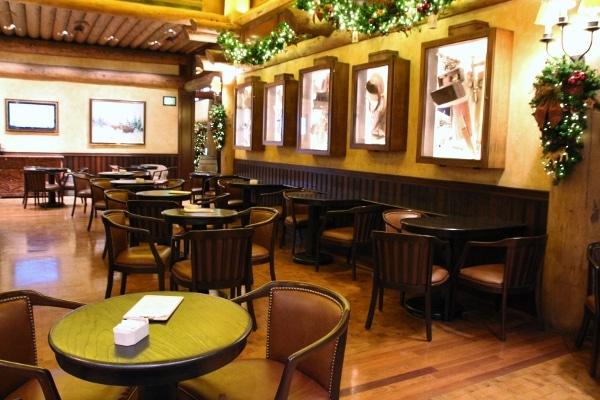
[[263, 73, 298, 147], [90, 99, 145, 145], [417, 26, 513, 168], [297, 56, 349, 156], [350, 51, 409, 151], [234, 76, 265, 151], [5, 99, 58, 133]]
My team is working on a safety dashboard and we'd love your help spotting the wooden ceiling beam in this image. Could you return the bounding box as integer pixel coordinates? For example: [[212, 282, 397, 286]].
[[0, 35, 190, 65], [13, 0, 240, 32]]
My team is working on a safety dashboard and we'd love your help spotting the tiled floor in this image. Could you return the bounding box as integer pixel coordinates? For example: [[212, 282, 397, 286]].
[[1, 196, 599, 399]]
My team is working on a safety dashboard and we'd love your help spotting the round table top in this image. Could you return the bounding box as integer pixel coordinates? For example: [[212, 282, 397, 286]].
[[400, 216, 526, 236], [49, 291, 251, 387], [111, 179, 155, 186], [162, 207, 238, 226], [136, 190, 191, 201], [99, 171, 135, 179], [286, 192, 362, 207]]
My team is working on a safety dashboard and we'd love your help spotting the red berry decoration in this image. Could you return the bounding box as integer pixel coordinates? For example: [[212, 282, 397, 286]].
[[568, 76, 578, 85]]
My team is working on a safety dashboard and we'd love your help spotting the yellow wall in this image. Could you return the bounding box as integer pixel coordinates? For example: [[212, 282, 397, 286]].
[[230, 0, 559, 191], [0, 52, 179, 154]]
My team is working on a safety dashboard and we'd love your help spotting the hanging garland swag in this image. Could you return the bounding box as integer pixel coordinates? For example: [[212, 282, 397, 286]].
[[530, 56, 600, 185], [217, 0, 456, 66]]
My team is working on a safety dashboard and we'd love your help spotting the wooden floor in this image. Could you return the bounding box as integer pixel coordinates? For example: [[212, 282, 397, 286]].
[[1, 196, 599, 399]]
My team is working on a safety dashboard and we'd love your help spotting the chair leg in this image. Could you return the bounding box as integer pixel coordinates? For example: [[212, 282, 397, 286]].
[[591, 317, 600, 377], [575, 309, 592, 349], [269, 259, 276, 281], [87, 207, 95, 231], [425, 293, 433, 342], [120, 273, 128, 295], [500, 293, 508, 342], [71, 195, 78, 216], [105, 271, 114, 298], [365, 284, 379, 329]]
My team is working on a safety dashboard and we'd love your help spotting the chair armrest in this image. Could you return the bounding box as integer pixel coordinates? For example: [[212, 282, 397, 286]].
[[0, 359, 61, 400]]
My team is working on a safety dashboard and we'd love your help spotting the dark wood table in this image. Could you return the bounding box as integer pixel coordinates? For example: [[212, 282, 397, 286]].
[[98, 171, 134, 179], [285, 192, 363, 265], [401, 215, 527, 320], [162, 207, 238, 229], [35, 166, 69, 207], [227, 179, 286, 209], [49, 291, 252, 400], [136, 189, 191, 202]]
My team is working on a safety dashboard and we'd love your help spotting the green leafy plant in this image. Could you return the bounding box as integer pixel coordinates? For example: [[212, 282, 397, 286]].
[[193, 121, 208, 170], [530, 56, 600, 185]]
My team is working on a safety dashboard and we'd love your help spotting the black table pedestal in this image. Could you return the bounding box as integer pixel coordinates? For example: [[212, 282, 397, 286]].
[[292, 251, 333, 266]]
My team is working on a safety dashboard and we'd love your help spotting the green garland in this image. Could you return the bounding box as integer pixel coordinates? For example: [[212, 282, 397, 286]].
[[193, 121, 208, 170], [217, 22, 296, 66], [530, 56, 600, 185], [217, 0, 456, 65], [209, 104, 227, 151]]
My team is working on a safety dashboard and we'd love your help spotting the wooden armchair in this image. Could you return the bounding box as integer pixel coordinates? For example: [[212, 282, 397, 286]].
[[366, 231, 451, 341], [236, 206, 280, 281], [0, 290, 135, 400], [315, 204, 388, 280], [575, 241, 600, 376], [101, 210, 171, 298], [455, 234, 548, 341], [177, 281, 350, 400], [382, 209, 424, 232]]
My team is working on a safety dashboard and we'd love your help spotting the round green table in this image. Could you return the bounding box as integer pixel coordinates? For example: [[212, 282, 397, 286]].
[[49, 291, 252, 400]]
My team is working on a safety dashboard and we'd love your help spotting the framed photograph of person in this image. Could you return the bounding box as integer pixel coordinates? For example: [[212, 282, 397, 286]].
[[234, 76, 265, 151], [416, 25, 513, 169], [297, 56, 349, 156], [350, 51, 410, 151], [263, 73, 298, 147]]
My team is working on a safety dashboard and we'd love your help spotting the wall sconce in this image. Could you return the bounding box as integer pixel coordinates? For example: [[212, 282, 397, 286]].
[[535, 0, 599, 61], [210, 76, 222, 95]]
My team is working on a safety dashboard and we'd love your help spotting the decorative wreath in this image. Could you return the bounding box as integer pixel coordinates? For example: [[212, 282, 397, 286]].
[[209, 104, 227, 151], [217, 0, 456, 65], [530, 56, 600, 185]]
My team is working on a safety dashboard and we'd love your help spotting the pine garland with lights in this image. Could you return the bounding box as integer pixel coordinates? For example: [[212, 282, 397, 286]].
[[193, 121, 208, 170], [216, 0, 456, 65], [217, 22, 296, 66], [209, 104, 227, 151], [295, 0, 455, 35], [530, 56, 600, 185]]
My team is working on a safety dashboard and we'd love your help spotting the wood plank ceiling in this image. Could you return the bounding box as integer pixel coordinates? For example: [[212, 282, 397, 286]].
[[0, 0, 231, 55]]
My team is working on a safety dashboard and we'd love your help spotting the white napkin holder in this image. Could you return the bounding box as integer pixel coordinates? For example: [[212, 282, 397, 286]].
[[113, 317, 149, 346]]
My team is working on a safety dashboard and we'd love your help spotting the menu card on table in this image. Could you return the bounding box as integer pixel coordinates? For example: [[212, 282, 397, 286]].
[[123, 295, 184, 321]]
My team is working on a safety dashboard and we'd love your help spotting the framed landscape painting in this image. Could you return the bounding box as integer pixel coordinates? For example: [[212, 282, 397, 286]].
[[90, 99, 145, 145]]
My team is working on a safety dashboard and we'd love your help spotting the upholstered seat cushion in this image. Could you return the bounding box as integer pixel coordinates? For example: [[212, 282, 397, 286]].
[[76, 188, 91, 197], [7, 369, 135, 400], [251, 243, 269, 261], [459, 263, 504, 286], [177, 359, 329, 400], [586, 294, 596, 312], [285, 213, 308, 225], [321, 226, 354, 242], [115, 243, 171, 267], [432, 265, 450, 285], [171, 259, 192, 281]]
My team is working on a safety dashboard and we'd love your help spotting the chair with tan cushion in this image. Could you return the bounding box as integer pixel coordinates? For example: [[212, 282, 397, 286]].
[[315, 204, 388, 280], [104, 188, 136, 210], [236, 207, 280, 281], [177, 280, 350, 400], [0, 289, 136, 400], [102, 210, 171, 298], [575, 241, 600, 377], [281, 189, 318, 253], [455, 234, 548, 341], [366, 231, 451, 341], [382, 209, 424, 233], [70, 172, 93, 216], [87, 178, 112, 231], [22, 169, 64, 210]]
